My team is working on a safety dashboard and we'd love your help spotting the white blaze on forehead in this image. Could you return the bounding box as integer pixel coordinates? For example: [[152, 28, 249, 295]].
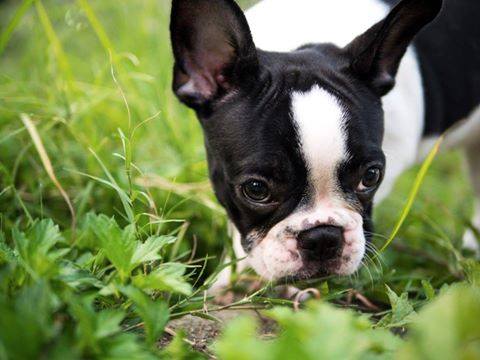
[[292, 86, 348, 196]]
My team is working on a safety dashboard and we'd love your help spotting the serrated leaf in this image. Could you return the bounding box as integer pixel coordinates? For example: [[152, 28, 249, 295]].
[[88, 215, 177, 283], [12, 219, 65, 277], [378, 286, 417, 329], [461, 259, 480, 286], [133, 263, 192, 296], [58, 262, 104, 290], [214, 317, 270, 360], [0, 233, 16, 264], [121, 286, 169, 346], [131, 235, 174, 266], [89, 215, 136, 281]]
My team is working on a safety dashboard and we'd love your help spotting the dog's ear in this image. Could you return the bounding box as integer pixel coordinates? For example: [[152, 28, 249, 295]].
[[170, 0, 258, 109], [345, 0, 442, 96]]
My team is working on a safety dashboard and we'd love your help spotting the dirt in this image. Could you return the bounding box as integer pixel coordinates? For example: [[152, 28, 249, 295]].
[[159, 308, 278, 355]]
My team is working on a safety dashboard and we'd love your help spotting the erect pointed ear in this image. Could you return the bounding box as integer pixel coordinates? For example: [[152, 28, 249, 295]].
[[170, 0, 258, 109], [345, 0, 442, 96]]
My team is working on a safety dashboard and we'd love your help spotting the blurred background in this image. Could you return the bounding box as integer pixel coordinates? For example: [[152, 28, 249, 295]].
[[0, 0, 474, 282]]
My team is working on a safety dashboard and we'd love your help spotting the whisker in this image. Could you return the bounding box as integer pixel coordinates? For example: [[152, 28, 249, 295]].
[[365, 242, 386, 266], [364, 249, 384, 274], [364, 252, 383, 276], [364, 231, 389, 240], [361, 259, 374, 287]]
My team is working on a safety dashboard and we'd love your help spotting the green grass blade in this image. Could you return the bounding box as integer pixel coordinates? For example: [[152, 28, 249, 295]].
[[77, 0, 115, 53], [0, 0, 34, 56], [35, 0, 74, 83], [88, 149, 135, 224], [380, 136, 444, 252]]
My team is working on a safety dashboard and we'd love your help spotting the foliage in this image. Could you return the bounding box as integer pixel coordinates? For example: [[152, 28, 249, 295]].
[[397, 284, 480, 359], [215, 284, 480, 360], [0, 217, 191, 359], [215, 302, 401, 360]]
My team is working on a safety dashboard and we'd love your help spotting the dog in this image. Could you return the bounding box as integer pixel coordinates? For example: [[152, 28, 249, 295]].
[[169, 0, 480, 286]]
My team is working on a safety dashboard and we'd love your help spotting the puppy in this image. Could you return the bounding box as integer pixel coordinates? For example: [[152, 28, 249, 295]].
[[169, 0, 480, 284]]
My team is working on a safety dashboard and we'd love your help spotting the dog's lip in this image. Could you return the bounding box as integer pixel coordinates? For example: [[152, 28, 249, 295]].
[[274, 256, 344, 283]]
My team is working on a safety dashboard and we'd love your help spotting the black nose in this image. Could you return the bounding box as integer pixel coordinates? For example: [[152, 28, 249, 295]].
[[297, 225, 344, 261]]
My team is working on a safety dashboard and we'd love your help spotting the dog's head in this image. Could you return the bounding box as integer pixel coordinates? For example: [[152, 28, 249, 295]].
[[170, 0, 441, 280]]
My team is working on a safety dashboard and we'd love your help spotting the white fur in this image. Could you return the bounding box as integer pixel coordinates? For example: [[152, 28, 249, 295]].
[[248, 203, 365, 280], [246, 0, 388, 50], [375, 48, 425, 203], [208, 226, 249, 294], [443, 105, 480, 150], [292, 85, 348, 198]]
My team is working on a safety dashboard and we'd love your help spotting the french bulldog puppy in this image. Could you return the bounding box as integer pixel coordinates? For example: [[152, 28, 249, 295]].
[[170, 0, 480, 284]]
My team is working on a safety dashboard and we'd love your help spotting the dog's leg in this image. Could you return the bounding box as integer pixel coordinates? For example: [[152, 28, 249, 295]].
[[463, 144, 480, 254], [208, 225, 249, 295]]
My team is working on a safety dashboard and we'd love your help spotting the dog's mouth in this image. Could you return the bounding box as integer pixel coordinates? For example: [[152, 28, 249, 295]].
[[278, 257, 344, 283], [246, 213, 367, 281]]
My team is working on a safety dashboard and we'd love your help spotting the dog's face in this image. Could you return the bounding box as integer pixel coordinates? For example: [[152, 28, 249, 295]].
[[170, 0, 441, 280]]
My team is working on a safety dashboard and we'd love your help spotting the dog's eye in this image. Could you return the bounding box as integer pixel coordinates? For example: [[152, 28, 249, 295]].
[[242, 180, 270, 203], [357, 167, 382, 192]]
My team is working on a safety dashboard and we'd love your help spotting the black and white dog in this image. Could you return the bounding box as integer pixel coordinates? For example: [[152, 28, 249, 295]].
[[170, 0, 480, 284]]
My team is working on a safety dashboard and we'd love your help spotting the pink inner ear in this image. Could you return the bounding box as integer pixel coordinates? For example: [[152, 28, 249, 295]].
[[180, 41, 235, 100]]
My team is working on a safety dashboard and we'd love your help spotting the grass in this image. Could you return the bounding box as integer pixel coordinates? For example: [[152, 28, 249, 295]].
[[0, 0, 479, 359]]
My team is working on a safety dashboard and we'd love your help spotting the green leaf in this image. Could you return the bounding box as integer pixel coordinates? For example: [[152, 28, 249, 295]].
[[12, 219, 66, 278], [398, 284, 480, 360], [121, 286, 169, 346], [88, 214, 136, 281], [133, 263, 192, 296], [95, 309, 125, 339], [215, 301, 401, 360], [131, 235, 175, 266], [421, 280, 436, 301], [0, 281, 56, 359], [377, 286, 417, 329], [0, 232, 16, 264], [58, 262, 105, 290], [102, 333, 156, 360], [87, 214, 176, 283], [68, 295, 131, 355], [462, 259, 480, 286]]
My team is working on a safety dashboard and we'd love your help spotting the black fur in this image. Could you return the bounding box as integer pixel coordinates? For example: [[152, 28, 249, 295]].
[[412, 0, 480, 135]]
